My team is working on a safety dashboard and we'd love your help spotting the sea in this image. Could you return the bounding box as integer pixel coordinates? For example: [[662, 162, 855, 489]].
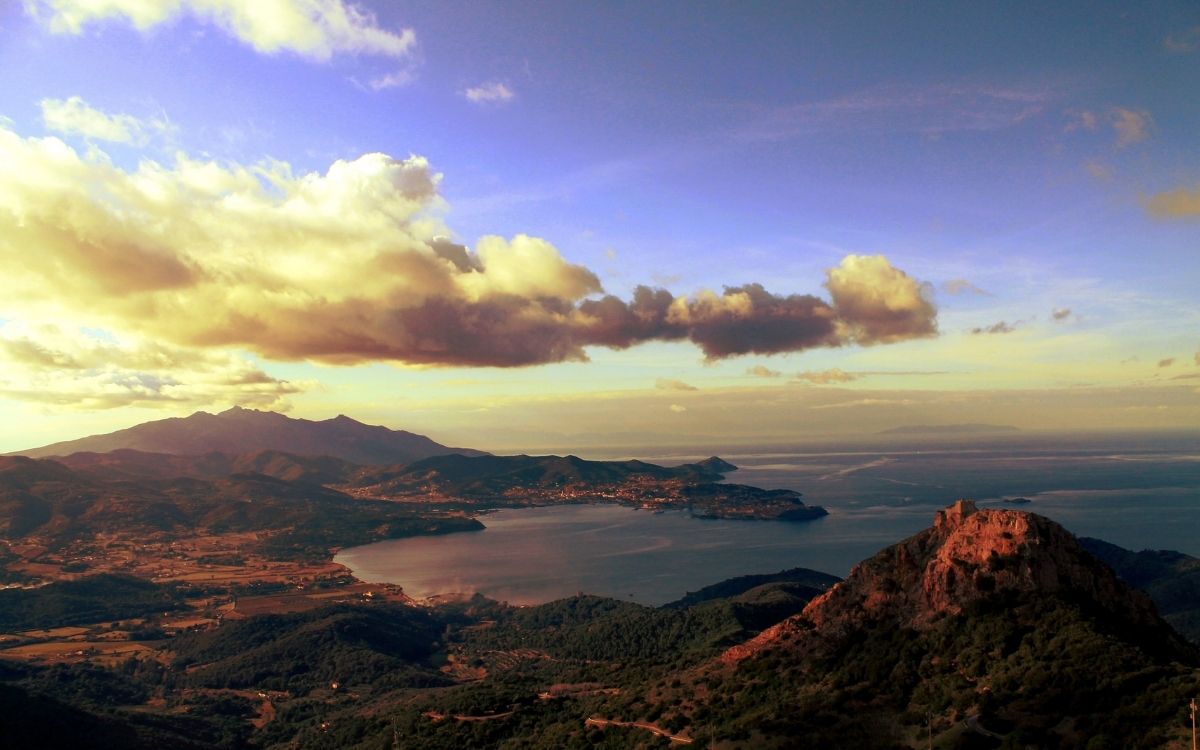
[[335, 431, 1200, 606]]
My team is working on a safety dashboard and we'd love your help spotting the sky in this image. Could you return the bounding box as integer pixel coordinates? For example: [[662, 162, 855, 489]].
[[0, 0, 1198, 453]]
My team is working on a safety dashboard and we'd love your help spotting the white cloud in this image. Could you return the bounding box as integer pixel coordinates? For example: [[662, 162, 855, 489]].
[[23, 0, 416, 61], [40, 96, 173, 145], [463, 82, 515, 104]]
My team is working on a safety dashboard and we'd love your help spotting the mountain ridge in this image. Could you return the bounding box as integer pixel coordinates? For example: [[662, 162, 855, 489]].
[[10, 406, 485, 466]]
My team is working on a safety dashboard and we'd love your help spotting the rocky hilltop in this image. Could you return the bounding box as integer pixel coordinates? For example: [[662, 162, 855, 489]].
[[724, 500, 1186, 662]]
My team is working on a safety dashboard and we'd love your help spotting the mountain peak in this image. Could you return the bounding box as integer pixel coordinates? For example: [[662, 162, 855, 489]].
[[724, 501, 1184, 663]]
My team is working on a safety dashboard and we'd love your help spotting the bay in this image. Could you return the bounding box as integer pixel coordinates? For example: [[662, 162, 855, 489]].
[[336, 432, 1200, 607]]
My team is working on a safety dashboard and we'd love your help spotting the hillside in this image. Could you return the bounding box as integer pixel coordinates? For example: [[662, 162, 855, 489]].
[[12, 407, 485, 465]]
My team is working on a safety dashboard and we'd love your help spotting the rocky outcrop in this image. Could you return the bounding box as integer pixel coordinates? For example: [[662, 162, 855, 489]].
[[723, 500, 1181, 663]]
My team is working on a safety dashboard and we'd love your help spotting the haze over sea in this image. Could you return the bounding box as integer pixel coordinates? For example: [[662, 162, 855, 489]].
[[337, 431, 1200, 606]]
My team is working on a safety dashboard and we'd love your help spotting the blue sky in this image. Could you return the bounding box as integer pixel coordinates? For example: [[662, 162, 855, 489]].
[[0, 1, 1197, 452]]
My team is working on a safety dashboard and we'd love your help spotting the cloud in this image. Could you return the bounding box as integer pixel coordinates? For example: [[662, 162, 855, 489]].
[[0, 324, 303, 410], [1051, 308, 1072, 321], [1063, 109, 1098, 132], [1164, 26, 1200, 52], [1110, 107, 1153, 147], [739, 83, 1051, 141], [1158, 358, 1175, 368], [40, 96, 173, 145], [0, 122, 938, 370], [1196, 351, 1200, 366], [23, 0, 416, 61], [463, 82, 514, 104], [367, 68, 417, 91], [746, 365, 781, 378], [655, 378, 698, 391], [668, 404, 687, 413], [941, 279, 990, 296], [1064, 107, 1153, 147], [794, 368, 859, 384], [1145, 185, 1200, 218], [970, 321, 1016, 335]]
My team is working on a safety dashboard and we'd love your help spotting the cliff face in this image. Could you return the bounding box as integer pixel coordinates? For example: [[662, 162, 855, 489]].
[[724, 500, 1180, 662]]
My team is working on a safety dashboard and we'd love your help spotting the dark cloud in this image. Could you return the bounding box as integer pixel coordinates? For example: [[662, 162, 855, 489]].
[[1158, 357, 1175, 368], [1052, 308, 1072, 321], [970, 321, 1016, 335]]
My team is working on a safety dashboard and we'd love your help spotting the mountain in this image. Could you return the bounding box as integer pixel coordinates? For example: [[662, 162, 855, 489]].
[[12, 407, 485, 465], [1080, 536, 1200, 644], [695, 501, 1198, 747], [53, 448, 359, 485]]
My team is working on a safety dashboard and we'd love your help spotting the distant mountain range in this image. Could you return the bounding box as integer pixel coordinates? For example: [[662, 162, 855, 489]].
[[11, 406, 485, 465], [879, 422, 1021, 435]]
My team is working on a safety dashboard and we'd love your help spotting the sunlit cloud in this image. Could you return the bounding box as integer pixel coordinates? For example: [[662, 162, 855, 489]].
[[655, 378, 698, 391], [747, 365, 782, 378], [1145, 185, 1200, 218], [794, 368, 859, 384], [0, 323, 304, 410], [668, 403, 687, 413], [941, 279, 990, 296], [0, 117, 937, 377], [40, 96, 174, 145], [23, 0, 416, 61], [462, 82, 515, 104]]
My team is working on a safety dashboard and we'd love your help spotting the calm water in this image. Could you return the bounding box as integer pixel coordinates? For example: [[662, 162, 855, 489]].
[[336, 432, 1200, 606]]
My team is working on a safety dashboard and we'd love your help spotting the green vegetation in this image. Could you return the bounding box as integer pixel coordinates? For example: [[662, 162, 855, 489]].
[[0, 574, 184, 631]]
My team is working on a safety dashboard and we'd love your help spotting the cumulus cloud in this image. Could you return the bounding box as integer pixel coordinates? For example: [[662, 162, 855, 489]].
[[1110, 107, 1153, 147], [1145, 185, 1200, 218], [1051, 307, 1072, 321], [970, 321, 1016, 335], [40, 96, 173, 144], [941, 279, 990, 296], [23, 0, 416, 61], [794, 368, 859, 384], [0, 324, 303, 409], [462, 82, 515, 104], [655, 378, 698, 391], [747, 365, 782, 378], [0, 120, 937, 372]]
